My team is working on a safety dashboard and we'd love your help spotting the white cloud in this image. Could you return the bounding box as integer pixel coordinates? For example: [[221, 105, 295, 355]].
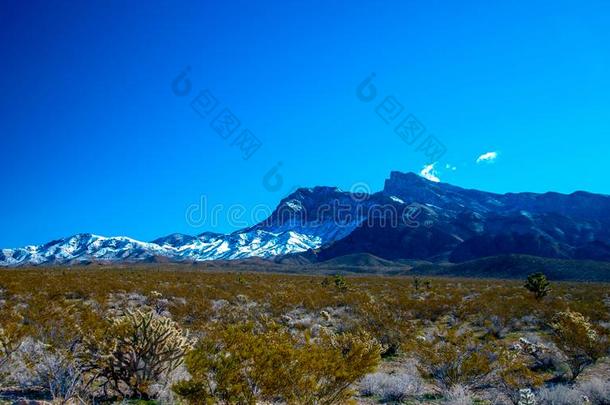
[[420, 163, 441, 183], [476, 151, 498, 164]]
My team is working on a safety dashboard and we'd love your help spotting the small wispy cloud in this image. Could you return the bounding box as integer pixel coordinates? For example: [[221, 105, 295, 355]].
[[476, 151, 498, 164], [420, 163, 440, 182]]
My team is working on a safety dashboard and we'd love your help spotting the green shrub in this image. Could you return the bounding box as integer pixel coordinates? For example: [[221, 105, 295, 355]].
[[414, 326, 495, 389], [333, 275, 348, 291], [524, 273, 551, 300]]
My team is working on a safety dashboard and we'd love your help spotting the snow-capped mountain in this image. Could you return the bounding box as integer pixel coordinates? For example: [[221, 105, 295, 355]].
[[0, 230, 323, 266], [2, 171, 610, 267], [0, 186, 368, 267], [0, 234, 170, 266]]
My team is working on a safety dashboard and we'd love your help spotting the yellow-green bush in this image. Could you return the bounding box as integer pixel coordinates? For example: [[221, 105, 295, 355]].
[[550, 309, 610, 379], [413, 326, 495, 389], [0, 309, 24, 373], [173, 323, 381, 404]]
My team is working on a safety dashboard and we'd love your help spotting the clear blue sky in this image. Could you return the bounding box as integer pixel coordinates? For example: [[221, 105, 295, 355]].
[[1, 0, 609, 248]]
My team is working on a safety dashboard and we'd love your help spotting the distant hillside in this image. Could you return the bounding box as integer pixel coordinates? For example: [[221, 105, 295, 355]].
[[9, 253, 610, 282], [407, 254, 610, 282], [207, 253, 610, 281], [318, 253, 400, 268]]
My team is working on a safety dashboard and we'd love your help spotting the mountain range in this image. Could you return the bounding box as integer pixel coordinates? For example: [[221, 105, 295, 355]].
[[2, 171, 610, 268]]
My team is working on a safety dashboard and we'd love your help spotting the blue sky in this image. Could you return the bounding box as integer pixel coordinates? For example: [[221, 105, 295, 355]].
[[1, 0, 609, 248]]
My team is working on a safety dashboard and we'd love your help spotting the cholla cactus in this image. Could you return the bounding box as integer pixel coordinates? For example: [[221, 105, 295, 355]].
[[524, 273, 551, 299], [89, 310, 192, 399], [518, 388, 536, 405], [333, 275, 348, 291]]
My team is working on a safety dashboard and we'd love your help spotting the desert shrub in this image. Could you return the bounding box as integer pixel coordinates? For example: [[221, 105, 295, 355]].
[[173, 323, 381, 404], [0, 309, 23, 349], [467, 289, 542, 336], [524, 273, 551, 300], [38, 349, 85, 403], [578, 377, 610, 405], [414, 326, 495, 389], [171, 293, 212, 331], [357, 299, 413, 357], [496, 349, 544, 401], [407, 291, 460, 322], [236, 274, 247, 285], [0, 325, 16, 371], [510, 335, 562, 373], [0, 310, 25, 384], [6, 337, 46, 387], [17, 295, 108, 402], [360, 371, 422, 402], [297, 329, 382, 403], [85, 310, 191, 399], [537, 384, 586, 405], [149, 364, 191, 405], [444, 384, 475, 404], [483, 315, 511, 339], [9, 338, 85, 403], [550, 309, 609, 379], [333, 275, 348, 291], [19, 294, 97, 353]]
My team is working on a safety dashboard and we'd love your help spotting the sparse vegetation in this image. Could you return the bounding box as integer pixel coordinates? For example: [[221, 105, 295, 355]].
[[0, 266, 608, 403]]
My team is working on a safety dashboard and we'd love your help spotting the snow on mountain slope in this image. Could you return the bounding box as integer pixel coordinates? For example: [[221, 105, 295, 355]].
[[248, 186, 370, 243], [0, 230, 322, 267], [0, 234, 171, 266], [4, 170, 610, 267], [152, 229, 321, 261], [0, 184, 368, 267]]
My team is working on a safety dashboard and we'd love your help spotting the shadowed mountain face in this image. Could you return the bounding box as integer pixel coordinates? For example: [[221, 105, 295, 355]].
[[310, 171, 610, 263], [1, 171, 609, 266]]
